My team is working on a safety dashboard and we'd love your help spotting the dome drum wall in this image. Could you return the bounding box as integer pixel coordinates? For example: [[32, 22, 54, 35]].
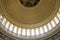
[[0, 16, 60, 40], [0, 0, 59, 29], [0, 7, 60, 38]]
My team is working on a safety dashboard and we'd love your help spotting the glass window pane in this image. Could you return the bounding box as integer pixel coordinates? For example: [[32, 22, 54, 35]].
[[13, 26, 17, 33], [35, 28, 39, 35], [47, 23, 52, 30], [2, 18, 6, 25], [26, 29, 30, 36], [9, 24, 13, 31], [39, 27, 44, 34], [22, 29, 26, 36], [18, 28, 21, 35], [51, 20, 56, 27], [54, 17, 59, 24], [5, 21, 10, 29], [57, 13, 60, 20], [43, 25, 48, 32], [31, 29, 35, 36]]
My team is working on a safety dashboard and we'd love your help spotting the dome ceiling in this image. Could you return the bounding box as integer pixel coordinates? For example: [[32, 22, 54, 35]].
[[1, 0, 59, 28]]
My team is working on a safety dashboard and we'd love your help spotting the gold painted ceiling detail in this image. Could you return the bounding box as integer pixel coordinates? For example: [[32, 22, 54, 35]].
[[0, 0, 59, 28]]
